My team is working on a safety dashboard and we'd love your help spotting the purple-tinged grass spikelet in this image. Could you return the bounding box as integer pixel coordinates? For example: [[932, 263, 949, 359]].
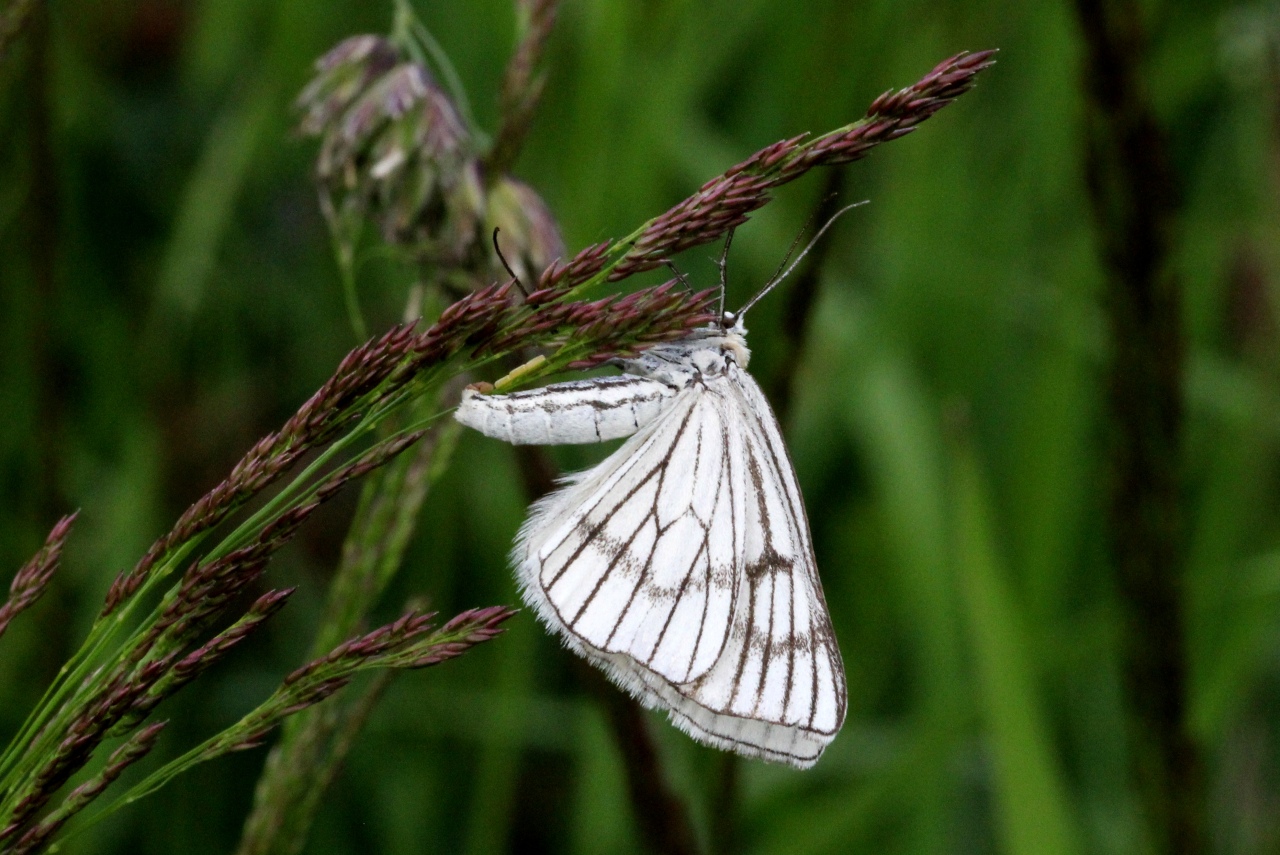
[[0, 513, 76, 642], [109, 591, 297, 739], [296, 36, 399, 137], [607, 51, 996, 280], [104, 325, 421, 615], [487, 0, 560, 177], [7, 722, 168, 855]]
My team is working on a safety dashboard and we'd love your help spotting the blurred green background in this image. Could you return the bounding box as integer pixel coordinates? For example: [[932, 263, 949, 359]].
[[1, 0, 1278, 853]]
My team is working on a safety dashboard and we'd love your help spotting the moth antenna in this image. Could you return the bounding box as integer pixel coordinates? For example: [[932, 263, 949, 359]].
[[762, 195, 832, 291], [663, 258, 693, 293], [715, 228, 736, 328], [491, 227, 529, 297], [737, 200, 868, 321]]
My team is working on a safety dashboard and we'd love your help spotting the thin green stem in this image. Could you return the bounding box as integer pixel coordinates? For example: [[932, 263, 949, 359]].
[[48, 728, 229, 849], [0, 554, 188, 814], [201, 370, 445, 566], [388, 0, 479, 142], [336, 240, 367, 342], [390, 0, 424, 65]]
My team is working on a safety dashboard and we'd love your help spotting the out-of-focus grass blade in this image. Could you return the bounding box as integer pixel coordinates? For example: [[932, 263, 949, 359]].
[[1192, 551, 1280, 740], [850, 354, 960, 703], [151, 79, 276, 325], [952, 438, 1080, 855], [454, 441, 540, 855], [1006, 330, 1095, 624], [848, 351, 971, 853], [461, 617, 538, 855], [742, 723, 957, 855], [817, 288, 966, 854], [1184, 357, 1278, 739], [568, 707, 640, 855], [150, 0, 327, 337]]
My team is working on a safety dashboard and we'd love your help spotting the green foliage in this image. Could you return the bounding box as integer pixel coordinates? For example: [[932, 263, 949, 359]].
[[0, 0, 1276, 853]]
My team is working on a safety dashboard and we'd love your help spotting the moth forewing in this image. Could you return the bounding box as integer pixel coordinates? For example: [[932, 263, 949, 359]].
[[454, 326, 847, 767]]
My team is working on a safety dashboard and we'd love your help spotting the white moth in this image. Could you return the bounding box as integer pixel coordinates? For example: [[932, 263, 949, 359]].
[[456, 230, 852, 768]]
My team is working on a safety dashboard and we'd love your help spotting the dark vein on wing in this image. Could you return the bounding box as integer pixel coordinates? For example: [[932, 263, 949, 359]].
[[566, 403, 698, 642], [646, 531, 709, 669], [546, 460, 662, 590], [686, 434, 729, 680], [566, 500, 655, 627], [754, 570, 776, 716], [539, 390, 698, 568], [736, 371, 842, 729], [783, 565, 797, 721], [599, 404, 697, 647]]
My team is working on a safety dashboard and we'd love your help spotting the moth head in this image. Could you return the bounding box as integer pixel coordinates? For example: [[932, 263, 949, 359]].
[[719, 310, 746, 334]]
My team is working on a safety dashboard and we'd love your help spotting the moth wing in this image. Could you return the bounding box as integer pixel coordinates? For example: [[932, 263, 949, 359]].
[[516, 383, 741, 687], [644, 368, 847, 767], [517, 368, 847, 767]]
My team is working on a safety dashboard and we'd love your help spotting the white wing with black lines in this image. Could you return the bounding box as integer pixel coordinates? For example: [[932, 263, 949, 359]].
[[652, 366, 846, 765], [514, 365, 846, 767], [515, 381, 740, 688]]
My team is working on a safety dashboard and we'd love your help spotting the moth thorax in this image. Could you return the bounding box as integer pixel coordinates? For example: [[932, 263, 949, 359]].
[[690, 349, 725, 375], [721, 334, 750, 370]]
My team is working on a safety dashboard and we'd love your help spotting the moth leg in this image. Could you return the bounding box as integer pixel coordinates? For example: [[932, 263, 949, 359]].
[[455, 374, 679, 445]]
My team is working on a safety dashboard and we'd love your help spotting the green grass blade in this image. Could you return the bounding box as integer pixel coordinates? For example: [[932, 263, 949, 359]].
[[952, 439, 1080, 855]]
